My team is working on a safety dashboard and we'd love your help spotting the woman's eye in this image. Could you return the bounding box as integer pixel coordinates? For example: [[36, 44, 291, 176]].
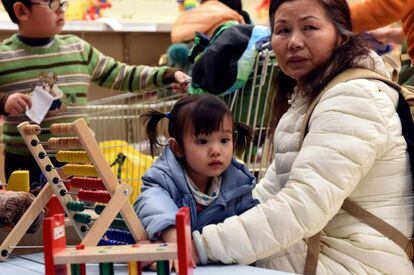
[[197, 139, 207, 145], [274, 28, 289, 35], [304, 25, 318, 31]]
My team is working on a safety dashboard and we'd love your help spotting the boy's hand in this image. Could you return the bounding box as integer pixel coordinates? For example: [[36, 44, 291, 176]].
[[172, 71, 191, 94], [4, 93, 31, 115]]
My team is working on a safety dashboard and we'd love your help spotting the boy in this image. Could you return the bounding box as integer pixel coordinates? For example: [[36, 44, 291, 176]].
[[0, 0, 189, 184]]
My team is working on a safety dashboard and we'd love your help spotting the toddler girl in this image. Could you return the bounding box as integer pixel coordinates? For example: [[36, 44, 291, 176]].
[[134, 94, 259, 245]]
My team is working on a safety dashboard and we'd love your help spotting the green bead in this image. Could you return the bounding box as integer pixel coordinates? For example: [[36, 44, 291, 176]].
[[110, 218, 128, 230], [67, 201, 85, 212], [73, 212, 92, 224]]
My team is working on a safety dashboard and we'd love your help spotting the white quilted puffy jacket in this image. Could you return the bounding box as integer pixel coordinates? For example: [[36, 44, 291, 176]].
[[193, 53, 414, 274]]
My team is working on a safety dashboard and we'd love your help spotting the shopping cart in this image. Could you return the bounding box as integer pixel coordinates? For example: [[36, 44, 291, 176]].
[[67, 47, 278, 201], [67, 88, 180, 203], [220, 45, 278, 180]]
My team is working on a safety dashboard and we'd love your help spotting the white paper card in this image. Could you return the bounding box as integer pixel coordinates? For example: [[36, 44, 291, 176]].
[[25, 86, 54, 124]]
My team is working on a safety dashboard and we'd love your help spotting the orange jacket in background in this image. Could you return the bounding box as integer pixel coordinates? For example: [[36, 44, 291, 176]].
[[171, 0, 245, 43], [350, 0, 414, 63]]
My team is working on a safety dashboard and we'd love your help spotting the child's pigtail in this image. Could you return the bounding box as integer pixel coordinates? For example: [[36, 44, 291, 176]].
[[234, 121, 254, 155], [140, 110, 168, 157]]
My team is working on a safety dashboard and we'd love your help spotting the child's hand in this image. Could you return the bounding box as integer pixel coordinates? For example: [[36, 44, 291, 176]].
[[192, 239, 200, 266], [161, 226, 180, 272], [4, 93, 31, 115], [172, 71, 191, 94]]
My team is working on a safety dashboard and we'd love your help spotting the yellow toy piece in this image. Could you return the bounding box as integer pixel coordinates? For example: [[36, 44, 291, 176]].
[[99, 140, 153, 204], [65, 0, 88, 21], [62, 164, 99, 177], [56, 151, 90, 164], [6, 170, 30, 192], [178, 0, 198, 11]]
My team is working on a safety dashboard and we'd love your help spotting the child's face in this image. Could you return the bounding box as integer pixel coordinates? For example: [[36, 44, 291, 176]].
[[182, 115, 234, 186], [19, 0, 66, 37]]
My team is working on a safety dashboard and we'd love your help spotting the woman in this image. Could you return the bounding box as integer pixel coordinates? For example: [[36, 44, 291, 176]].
[[191, 0, 414, 273]]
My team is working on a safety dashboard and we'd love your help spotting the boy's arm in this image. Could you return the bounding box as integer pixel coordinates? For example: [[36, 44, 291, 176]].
[[350, 0, 413, 34], [85, 41, 180, 92], [134, 173, 180, 240]]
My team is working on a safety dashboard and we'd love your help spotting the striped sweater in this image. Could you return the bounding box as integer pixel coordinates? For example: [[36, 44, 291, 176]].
[[0, 34, 175, 155]]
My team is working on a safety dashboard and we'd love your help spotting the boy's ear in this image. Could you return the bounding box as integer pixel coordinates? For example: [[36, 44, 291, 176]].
[[13, 2, 30, 21], [168, 138, 184, 158]]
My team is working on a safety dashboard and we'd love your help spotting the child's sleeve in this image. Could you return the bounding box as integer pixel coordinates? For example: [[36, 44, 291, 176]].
[[0, 93, 10, 115], [236, 192, 259, 216], [83, 40, 178, 92], [133, 170, 179, 240]]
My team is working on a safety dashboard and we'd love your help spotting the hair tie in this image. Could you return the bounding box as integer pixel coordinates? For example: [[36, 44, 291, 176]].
[[165, 112, 171, 119]]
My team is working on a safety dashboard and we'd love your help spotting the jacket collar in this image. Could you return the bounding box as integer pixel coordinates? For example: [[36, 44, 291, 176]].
[[153, 146, 256, 203]]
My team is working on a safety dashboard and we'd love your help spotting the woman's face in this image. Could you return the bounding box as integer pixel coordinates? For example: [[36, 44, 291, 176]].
[[271, 0, 339, 83]]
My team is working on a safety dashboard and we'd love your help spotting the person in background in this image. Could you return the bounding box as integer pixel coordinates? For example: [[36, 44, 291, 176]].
[[350, 0, 414, 93], [350, 0, 414, 65], [191, 0, 413, 273], [135, 94, 258, 271], [171, 0, 250, 44], [0, 0, 190, 185]]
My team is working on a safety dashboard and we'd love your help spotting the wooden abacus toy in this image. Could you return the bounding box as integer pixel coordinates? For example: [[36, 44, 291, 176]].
[[0, 118, 146, 261], [44, 207, 193, 275]]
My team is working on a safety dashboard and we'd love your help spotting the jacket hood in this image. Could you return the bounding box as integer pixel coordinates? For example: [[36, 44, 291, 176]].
[[351, 50, 391, 79]]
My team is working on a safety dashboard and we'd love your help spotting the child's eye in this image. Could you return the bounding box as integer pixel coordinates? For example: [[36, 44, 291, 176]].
[[197, 139, 207, 145], [221, 138, 231, 144]]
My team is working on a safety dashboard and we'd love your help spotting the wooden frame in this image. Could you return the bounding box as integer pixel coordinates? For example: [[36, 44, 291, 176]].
[[0, 118, 146, 261], [44, 207, 193, 275]]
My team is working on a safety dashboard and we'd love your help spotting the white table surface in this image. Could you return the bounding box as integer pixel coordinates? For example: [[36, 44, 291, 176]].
[[0, 253, 294, 275]]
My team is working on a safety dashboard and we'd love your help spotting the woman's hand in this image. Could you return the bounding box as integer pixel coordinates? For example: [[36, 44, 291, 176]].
[[4, 93, 31, 115], [172, 71, 191, 94]]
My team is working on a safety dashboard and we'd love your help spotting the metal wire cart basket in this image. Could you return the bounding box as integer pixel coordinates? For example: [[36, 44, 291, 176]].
[[68, 48, 278, 203]]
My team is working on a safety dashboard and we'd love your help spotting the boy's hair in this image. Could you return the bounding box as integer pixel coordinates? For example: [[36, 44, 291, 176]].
[[141, 94, 253, 157], [2, 0, 32, 23]]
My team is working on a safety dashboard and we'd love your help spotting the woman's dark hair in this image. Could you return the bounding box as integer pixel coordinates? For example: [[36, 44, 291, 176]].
[[2, 0, 32, 24], [268, 0, 372, 126], [141, 94, 253, 157]]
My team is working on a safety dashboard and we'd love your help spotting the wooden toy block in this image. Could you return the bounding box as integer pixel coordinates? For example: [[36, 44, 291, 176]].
[[6, 170, 30, 192], [176, 207, 193, 275], [43, 214, 68, 275]]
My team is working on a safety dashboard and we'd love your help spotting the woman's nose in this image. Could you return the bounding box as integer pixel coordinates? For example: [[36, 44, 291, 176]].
[[288, 32, 304, 50]]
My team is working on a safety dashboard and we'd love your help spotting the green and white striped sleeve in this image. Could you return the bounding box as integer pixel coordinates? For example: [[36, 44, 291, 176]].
[[84, 40, 177, 92]]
